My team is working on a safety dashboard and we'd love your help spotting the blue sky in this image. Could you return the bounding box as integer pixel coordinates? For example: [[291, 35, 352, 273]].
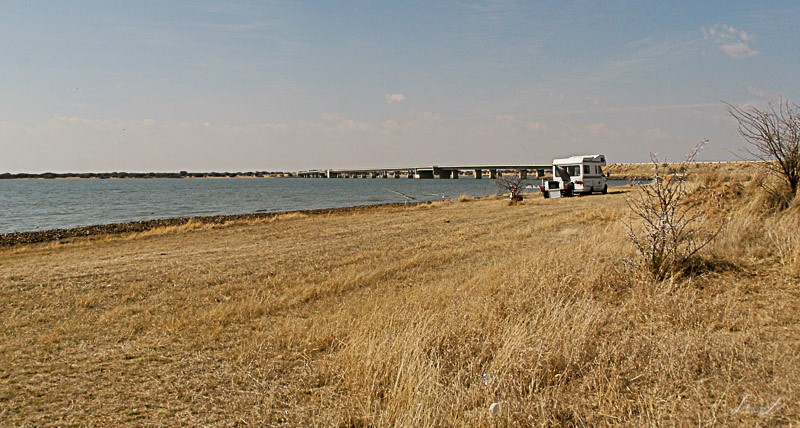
[[2, 1, 799, 172]]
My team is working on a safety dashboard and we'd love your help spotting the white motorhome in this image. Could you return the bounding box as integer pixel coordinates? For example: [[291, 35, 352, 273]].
[[540, 154, 607, 197]]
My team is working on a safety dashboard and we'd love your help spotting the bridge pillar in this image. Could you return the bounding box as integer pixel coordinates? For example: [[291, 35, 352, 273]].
[[435, 168, 452, 179], [394, 171, 400, 178], [519, 170, 528, 179], [451, 170, 459, 179], [489, 169, 497, 179], [474, 169, 482, 179], [416, 169, 434, 179], [537, 169, 545, 178]]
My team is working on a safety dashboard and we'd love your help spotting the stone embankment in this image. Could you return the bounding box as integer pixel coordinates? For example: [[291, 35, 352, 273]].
[[0, 203, 414, 248]]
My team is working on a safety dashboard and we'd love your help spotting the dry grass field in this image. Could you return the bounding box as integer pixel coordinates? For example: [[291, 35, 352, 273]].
[[1, 163, 798, 426]]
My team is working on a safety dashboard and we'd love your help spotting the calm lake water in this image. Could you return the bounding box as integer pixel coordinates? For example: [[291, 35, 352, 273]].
[[0, 178, 500, 233], [0, 178, 632, 234]]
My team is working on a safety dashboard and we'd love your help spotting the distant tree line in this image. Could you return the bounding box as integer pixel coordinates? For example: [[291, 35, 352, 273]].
[[0, 171, 293, 179]]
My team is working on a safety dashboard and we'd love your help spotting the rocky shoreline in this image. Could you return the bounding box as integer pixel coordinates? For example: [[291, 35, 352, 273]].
[[0, 202, 416, 248]]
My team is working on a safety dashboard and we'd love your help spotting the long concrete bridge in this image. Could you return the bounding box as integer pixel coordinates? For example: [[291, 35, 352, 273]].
[[297, 164, 551, 179]]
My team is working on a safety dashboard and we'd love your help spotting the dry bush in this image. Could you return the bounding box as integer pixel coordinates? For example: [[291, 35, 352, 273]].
[[493, 176, 528, 204], [624, 143, 720, 281], [726, 98, 800, 207]]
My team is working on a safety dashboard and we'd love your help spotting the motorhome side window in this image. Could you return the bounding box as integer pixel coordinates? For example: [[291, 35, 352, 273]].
[[568, 166, 580, 176], [583, 165, 590, 175], [597, 165, 603, 175]]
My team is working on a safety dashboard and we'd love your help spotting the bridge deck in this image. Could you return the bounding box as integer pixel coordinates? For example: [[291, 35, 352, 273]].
[[297, 164, 552, 179]]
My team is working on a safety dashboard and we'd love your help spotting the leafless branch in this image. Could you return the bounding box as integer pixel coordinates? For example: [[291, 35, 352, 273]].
[[493, 175, 529, 201], [624, 141, 720, 281], [725, 98, 800, 206]]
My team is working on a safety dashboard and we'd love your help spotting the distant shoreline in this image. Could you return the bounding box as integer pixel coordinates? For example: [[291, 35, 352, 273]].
[[0, 172, 650, 181], [0, 171, 293, 180], [0, 161, 757, 181]]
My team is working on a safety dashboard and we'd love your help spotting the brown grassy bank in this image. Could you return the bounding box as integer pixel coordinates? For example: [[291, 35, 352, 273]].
[[0, 202, 415, 248], [1, 164, 798, 426], [605, 161, 760, 181]]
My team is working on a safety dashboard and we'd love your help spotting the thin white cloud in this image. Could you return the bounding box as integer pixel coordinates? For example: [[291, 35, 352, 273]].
[[494, 115, 547, 132], [588, 123, 621, 139], [335, 119, 372, 132], [409, 110, 441, 122], [703, 24, 759, 59], [381, 120, 400, 132], [320, 113, 342, 121], [45, 114, 157, 131], [720, 43, 759, 59], [254, 122, 290, 132], [747, 86, 769, 98], [590, 33, 698, 82], [386, 94, 406, 104], [0, 120, 25, 132], [552, 101, 719, 116]]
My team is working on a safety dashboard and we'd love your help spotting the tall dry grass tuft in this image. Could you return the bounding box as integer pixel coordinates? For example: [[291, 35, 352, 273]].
[[765, 207, 800, 275], [125, 218, 208, 239], [700, 168, 800, 276]]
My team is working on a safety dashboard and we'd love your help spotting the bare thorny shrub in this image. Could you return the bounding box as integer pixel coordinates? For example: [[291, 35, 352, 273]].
[[493, 175, 529, 204], [726, 98, 800, 208], [624, 142, 720, 281]]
